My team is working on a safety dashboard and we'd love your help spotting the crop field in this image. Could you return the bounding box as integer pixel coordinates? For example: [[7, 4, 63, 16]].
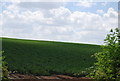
[[2, 38, 101, 77]]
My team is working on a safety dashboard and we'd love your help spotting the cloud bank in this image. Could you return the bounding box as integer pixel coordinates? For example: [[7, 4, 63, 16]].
[[1, 2, 118, 45]]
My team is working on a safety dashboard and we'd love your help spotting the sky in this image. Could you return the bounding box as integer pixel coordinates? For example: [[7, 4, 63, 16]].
[[0, 1, 118, 45]]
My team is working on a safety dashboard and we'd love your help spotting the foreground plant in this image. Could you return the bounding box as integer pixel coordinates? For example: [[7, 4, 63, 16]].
[[0, 51, 9, 81], [87, 28, 120, 81]]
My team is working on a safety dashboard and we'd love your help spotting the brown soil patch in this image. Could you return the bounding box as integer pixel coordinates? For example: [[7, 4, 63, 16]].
[[9, 73, 94, 81]]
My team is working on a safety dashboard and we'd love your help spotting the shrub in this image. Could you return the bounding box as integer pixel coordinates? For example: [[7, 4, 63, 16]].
[[88, 28, 120, 81]]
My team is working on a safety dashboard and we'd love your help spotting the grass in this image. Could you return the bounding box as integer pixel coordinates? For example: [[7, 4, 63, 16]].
[[1, 37, 101, 76]]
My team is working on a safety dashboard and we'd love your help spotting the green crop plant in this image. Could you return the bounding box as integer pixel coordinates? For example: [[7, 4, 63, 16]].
[[1, 37, 101, 77]]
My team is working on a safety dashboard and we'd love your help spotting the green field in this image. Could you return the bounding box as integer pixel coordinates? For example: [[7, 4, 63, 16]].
[[1, 38, 101, 76]]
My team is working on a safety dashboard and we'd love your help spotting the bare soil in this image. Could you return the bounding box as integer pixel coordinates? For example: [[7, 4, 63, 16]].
[[9, 73, 94, 81]]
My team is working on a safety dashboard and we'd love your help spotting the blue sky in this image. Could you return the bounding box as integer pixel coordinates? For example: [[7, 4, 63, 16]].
[[1, 2, 118, 14], [0, 2, 118, 45], [65, 2, 118, 13]]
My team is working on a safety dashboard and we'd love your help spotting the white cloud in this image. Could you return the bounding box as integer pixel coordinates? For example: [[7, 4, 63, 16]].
[[101, 2, 107, 6], [103, 8, 118, 31], [76, 2, 96, 8], [97, 9, 104, 14], [0, 14, 2, 37], [50, 7, 71, 17], [0, 14, 3, 26], [1, 2, 118, 45]]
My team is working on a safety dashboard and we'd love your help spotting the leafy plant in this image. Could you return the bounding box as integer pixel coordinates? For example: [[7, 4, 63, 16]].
[[2, 37, 101, 76], [87, 28, 120, 81], [0, 51, 9, 81]]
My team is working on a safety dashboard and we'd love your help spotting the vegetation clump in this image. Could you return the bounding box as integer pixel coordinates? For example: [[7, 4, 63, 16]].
[[88, 28, 120, 81], [0, 51, 9, 81]]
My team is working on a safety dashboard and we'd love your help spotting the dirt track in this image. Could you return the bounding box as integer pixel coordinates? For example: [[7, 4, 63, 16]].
[[9, 73, 94, 81]]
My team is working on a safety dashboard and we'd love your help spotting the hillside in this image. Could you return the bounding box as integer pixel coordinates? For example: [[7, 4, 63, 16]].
[[1, 38, 101, 76]]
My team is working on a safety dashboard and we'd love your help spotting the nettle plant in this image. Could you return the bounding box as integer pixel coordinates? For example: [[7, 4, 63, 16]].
[[88, 28, 120, 81]]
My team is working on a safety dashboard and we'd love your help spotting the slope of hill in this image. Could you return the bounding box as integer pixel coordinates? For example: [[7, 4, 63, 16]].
[[1, 38, 101, 76]]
